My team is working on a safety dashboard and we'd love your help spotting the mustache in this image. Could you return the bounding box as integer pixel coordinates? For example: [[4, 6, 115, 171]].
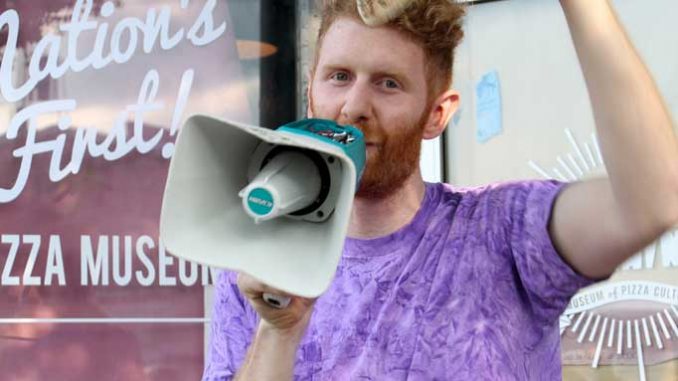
[[338, 119, 384, 143]]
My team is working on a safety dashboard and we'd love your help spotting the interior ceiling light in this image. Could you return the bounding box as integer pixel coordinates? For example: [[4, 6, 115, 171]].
[[236, 40, 278, 60]]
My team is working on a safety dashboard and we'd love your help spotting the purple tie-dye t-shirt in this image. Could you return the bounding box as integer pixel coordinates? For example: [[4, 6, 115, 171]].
[[203, 180, 596, 380]]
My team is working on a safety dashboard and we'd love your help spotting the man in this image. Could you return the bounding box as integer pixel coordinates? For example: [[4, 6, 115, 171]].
[[203, 0, 678, 379]]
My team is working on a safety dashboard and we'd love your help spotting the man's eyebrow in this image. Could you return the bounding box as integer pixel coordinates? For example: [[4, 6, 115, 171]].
[[375, 69, 410, 84], [318, 63, 348, 73]]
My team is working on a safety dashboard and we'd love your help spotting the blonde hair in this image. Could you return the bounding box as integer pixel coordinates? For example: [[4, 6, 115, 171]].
[[314, 0, 466, 100]]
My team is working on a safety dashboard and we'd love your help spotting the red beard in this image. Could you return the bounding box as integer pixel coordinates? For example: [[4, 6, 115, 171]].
[[351, 117, 424, 199]]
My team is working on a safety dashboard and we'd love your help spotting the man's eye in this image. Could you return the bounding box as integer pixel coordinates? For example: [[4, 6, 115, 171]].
[[331, 72, 349, 82], [382, 79, 400, 89]]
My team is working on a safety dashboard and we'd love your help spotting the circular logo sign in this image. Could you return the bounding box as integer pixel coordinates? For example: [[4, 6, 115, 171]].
[[247, 188, 274, 216]]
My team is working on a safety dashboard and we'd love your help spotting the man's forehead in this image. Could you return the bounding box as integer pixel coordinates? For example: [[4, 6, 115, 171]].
[[317, 17, 425, 77]]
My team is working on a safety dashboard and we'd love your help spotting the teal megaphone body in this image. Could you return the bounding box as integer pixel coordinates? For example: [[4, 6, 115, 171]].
[[160, 117, 365, 298]]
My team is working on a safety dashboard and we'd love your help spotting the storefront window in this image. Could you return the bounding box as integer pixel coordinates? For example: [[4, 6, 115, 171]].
[[0, 1, 297, 379]]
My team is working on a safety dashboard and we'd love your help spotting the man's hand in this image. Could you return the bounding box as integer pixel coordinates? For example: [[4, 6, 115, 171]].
[[237, 273, 316, 335], [233, 273, 317, 381]]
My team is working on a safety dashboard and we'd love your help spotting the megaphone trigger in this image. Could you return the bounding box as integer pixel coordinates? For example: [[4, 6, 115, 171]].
[[263, 293, 292, 309]]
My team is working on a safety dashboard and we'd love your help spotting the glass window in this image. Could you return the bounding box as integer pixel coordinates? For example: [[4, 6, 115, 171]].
[[0, 1, 297, 379]]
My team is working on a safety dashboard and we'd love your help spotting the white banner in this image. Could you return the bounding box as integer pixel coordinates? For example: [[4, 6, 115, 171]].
[[565, 281, 678, 315]]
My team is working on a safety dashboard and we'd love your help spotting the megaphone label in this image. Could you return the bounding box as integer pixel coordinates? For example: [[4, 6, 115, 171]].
[[247, 188, 274, 216]]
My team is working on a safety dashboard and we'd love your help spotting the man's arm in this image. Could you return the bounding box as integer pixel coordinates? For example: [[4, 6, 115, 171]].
[[551, 0, 678, 279], [233, 273, 315, 381], [234, 323, 305, 380]]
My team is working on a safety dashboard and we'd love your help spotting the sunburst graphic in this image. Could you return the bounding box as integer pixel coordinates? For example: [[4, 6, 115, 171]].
[[528, 128, 604, 181], [562, 307, 678, 380], [529, 129, 678, 380]]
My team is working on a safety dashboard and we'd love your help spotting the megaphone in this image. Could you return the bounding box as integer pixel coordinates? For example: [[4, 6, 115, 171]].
[[160, 116, 365, 298]]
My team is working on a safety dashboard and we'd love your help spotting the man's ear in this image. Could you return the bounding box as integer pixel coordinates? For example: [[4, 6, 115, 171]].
[[422, 89, 460, 140]]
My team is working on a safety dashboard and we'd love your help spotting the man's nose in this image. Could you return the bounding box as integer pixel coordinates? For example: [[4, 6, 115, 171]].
[[340, 81, 373, 124]]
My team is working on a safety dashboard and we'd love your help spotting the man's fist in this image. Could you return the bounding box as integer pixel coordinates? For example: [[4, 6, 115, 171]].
[[236, 273, 317, 336]]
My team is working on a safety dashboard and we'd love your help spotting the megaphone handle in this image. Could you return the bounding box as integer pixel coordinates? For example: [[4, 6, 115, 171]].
[[263, 293, 291, 309]]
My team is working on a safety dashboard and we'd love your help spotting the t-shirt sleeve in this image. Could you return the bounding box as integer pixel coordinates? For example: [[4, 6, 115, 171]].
[[202, 271, 258, 381], [504, 180, 598, 324]]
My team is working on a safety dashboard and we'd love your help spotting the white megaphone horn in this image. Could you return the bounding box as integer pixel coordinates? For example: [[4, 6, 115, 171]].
[[159, 116, 365, 300]]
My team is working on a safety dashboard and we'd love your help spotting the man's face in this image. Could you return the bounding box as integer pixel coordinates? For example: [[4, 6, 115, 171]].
[[309, 17, 431, 199]]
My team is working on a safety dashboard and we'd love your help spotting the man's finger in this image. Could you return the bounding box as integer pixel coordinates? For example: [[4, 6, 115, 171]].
[[236, 273, 292, 299]]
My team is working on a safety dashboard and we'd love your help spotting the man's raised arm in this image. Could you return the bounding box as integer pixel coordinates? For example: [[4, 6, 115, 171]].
[[550, 0, 678, 279]]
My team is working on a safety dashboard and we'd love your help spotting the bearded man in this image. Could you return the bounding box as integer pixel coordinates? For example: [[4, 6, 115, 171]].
[[202, 0, 678, 380]]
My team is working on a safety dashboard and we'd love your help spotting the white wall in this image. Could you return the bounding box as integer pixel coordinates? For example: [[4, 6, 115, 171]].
[[447, 0, 678, 186]]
